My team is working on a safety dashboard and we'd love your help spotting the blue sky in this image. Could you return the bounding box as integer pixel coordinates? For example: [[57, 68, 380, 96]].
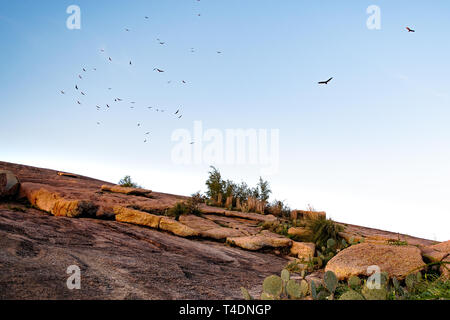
[[1, 1, 449, 241]]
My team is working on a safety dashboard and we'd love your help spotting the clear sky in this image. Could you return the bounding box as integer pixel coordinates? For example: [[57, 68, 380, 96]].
[[1, 0, 449, 241]]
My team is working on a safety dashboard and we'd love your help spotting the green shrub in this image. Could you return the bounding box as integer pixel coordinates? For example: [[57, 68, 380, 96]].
[[405, 274, 450, 300], [186, 192, 204, 215], [165, 202, 189, 221], [165, 193, 205, 220], [265, 200, 291, 218], [304, 216, 344, 248], [260, 220, 291, 237], [387, 239, 408, 246], [118, 175, 141, 188]]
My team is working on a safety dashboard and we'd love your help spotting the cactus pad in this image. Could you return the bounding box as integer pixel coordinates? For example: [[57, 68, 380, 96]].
[[263, 275, 283, 297]]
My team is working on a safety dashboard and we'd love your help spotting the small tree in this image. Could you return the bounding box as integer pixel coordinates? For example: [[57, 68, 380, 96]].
[[251, 187, 260, 199], [118, 175, 141, 188], [205, 166, 224, 202], [235, 182, 251, 202], [224, 180, 237, 199], [257, 177, 272, 202]]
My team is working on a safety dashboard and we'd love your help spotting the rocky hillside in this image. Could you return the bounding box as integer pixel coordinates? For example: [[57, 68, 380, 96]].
[[0, 161, 448, 300]]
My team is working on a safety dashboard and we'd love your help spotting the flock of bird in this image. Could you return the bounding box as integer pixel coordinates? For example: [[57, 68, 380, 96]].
[[60, 3, 213, 143], [60, 4, 416, 143]]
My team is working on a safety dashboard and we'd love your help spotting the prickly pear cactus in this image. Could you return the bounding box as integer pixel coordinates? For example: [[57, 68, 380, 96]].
[[362, 285, 388, 300], [405, 273, 419, 292], [240, 287, 253, 300], [310, 281, 317, 300], [300, 270, 306, 278], [260, 292, 275, 300], [380, 272, 389, 288], [300, 280, 309, 297], [324, 271, 338, 293], [348, 275, 361, 288], [416, 272, 422, 282], [263, 275, 283, 298], [392, 277, 400, 290], [315, 256, 323, 268], [317, 291, 330, 300], [338, 290, 365, 300], [327, 238, 336, 249], [281, 269, 290, 282], [286, 279, 302, 299]]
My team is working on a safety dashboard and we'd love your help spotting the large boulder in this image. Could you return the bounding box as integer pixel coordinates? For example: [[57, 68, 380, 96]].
[[19, 182, 97, 218], [226, 230, 292, 251], [0, 170, 20, 199], [114, 206, 161, 229], [290, 242, 315, 260], [101, 185, 153, 198], [421, 240, 450, 279], [325, 243, 426, 280], [421, 241, 450, 262], [200, 205, 277, 223], [288, 227, 312, 239], [179, 215, 245, 240], [159, 217, 200, 237]]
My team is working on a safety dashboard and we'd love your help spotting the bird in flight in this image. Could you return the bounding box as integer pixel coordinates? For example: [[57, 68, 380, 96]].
[[75, 85, 78, 90], [145, 16, 149, 19], [109, 57, 112, 62], [129, 61, 132, 65], [60, 90, 65, 94], [175, 109, 180, 115], [154, 68, 164, 72], [106, 104, 110, 109], [145, 132, 150, 135], [178, 115, 183, 119], [77, 101, 81, 105], [78, 75, 82, 79], [318, 77, 333, 85], [81, 92, 86, 96], [82, 68, 86, 72], [125, 28, 130, 32], [217, 51, 222, 54], [182, 80, 186, 84], [406, 27, 415, 33]]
